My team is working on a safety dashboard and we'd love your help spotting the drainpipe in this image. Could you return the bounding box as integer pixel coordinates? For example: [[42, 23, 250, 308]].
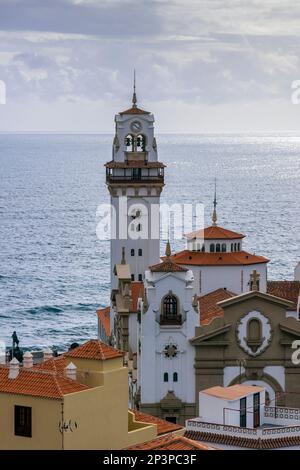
[[61, 401, 64, 450]]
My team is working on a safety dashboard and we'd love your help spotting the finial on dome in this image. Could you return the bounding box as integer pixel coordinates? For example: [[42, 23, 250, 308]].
[[132, 69, 137, 108], [212, 178, 217, 226], [165, 240, 171, 258]]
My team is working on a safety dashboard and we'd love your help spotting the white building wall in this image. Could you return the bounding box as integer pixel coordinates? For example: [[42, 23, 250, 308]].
[[184, 263, 267, 296], [263, 366, 285, 392], [111, 194, 160, 288], [199, 390, 265, 428], [224, 367, 245, 387], [140, 270, 198, 405]]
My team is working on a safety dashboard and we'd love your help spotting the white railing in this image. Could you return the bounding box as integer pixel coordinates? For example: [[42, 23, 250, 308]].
[[261, 425, 300, 439], [265, 406, 300, 420], [186, 419, 258, 439], [186, 419, 300, 441]]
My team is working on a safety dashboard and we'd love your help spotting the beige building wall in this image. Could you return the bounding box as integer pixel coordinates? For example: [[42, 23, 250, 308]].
[[0, 355, 157, 450], [0, 394, 62, 450]]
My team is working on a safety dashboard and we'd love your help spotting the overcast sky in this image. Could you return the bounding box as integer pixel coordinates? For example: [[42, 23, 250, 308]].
[[1, 0, 300, 132]]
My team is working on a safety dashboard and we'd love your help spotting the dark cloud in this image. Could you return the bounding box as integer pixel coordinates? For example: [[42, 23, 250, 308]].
[[1, 1, 300, 131], [0, 0, 162, 37]]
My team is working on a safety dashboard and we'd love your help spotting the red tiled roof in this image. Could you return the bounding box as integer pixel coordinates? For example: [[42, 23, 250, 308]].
[[150, 258, 188, 273], [131, 282, 144, 312], [169, 250, 269, 266], [199, 288, 236, 325], [267, 281, 300, 311], [126, 434, 217, 450], [34, 355, 67, 374], [97, 307, 110, 337], [64, 339, 124, 361], [0, 367, 89, 400], [186, 225, 245, 240], [132, 410, 183, 435], [119, 106, 150, 115]]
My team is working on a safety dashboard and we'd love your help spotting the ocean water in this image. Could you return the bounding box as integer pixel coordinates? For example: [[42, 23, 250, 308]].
[[0, 133, 299, 350]]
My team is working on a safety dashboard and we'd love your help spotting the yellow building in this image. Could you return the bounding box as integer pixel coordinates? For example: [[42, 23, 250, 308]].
[[0, 339, 182, 450]]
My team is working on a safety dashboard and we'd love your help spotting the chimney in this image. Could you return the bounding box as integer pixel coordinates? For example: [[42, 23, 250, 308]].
[[43, 348, 53, 362], [23, 351, 33, 369], [9, 357, 20, 379], [65, 362, 77, 381]]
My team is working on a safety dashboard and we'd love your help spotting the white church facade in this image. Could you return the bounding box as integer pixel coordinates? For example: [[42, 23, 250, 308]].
[[98, 85, 300, 425]]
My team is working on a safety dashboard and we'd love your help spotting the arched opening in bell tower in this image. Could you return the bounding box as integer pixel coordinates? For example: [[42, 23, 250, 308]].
[[125, 134, 134, 151]]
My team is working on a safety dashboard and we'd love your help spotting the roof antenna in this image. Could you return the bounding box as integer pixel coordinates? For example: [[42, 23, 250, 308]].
[[132, 69, 137, 108], [212, 178, 217, 226]]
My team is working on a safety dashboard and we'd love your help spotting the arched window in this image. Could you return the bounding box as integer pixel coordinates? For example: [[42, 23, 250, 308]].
[[125, 134, 134, 151], [173, 372, 178, 382], [202, 245, 205, 252], [137, 223, 142, 232], [138, 248, 142, 256], [247, 318, 262, 342], [210, 244, 215, 253], [131, 274, 135, 281], [234, 243, 237, 251], [231, 243, 233, 252], [222, 243, 226, 252], [138, 274, 143, 282], [136, 134, 146, 152], [163, 372, 168, 382], [238, 242, 241, 251], [163, 295, 178, 318], [216, 243, 221, 252], [131, 249, 135, 256]]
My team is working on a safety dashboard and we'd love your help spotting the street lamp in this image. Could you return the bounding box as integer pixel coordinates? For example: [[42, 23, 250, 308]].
[[236, 358, 247, 384]]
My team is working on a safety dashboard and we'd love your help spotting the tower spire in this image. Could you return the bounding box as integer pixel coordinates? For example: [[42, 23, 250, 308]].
[[132, 69, 137, 108], [212, 178, 217, 226], [165, 240, 171, 258]]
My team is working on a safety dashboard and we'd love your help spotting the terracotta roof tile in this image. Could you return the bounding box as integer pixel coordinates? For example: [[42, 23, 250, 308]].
[[131, 282, 144, 312], [34, 355, 67, 374], [199, 288, 236, 325], [186, 225, 245, 240], [267, 281, 300, 311], [96, 307, 110, 337], [126, 434, 217, 450], [150, 258, 188, 273], [131, 410, 183, 435], [65, 339, 124, 361], [0, 367, 89, 400], [119, 106, 150, 115], [169, 250, 269, 266]]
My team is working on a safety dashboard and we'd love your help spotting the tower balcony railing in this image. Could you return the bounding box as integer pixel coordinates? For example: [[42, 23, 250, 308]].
[[106, 174, 164, 184]]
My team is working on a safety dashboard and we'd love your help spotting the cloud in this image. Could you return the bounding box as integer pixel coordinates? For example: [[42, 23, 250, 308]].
[[1, 0, 300, 131]]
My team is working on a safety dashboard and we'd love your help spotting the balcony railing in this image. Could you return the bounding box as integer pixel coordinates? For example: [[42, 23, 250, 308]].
[[186, 418, 300, 441], [106, 175, 164, 184]]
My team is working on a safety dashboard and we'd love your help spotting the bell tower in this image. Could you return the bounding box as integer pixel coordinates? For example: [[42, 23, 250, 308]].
[[106, 75, 165, 288]]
